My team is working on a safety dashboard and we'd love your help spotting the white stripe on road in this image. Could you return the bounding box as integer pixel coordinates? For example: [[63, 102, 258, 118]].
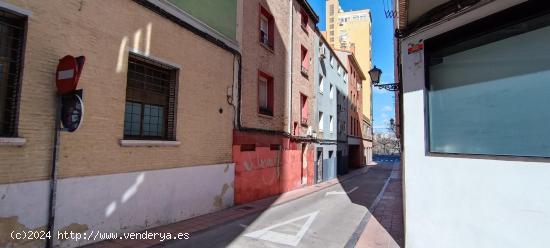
[[325, 186, 358, 196], [244, 211, 319, 246]]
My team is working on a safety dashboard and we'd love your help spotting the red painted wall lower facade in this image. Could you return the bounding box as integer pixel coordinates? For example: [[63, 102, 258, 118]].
[[233, 130, 315, 204]]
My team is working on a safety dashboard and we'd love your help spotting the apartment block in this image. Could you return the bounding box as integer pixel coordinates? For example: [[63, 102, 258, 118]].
[[0, 0, 241, 247], [336, 50, 367, 169], [326, 0, 373, 163], [232, 0, 319, 204], [313, 32, 348, 180]]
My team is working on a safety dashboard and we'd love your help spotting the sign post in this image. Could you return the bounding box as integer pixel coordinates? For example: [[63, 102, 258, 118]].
[[47, 55, 85, 248]]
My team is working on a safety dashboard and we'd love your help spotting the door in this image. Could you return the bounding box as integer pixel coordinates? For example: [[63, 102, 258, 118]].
[[316, 148, 323, 183]]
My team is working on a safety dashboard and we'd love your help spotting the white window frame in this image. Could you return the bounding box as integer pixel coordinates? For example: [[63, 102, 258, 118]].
[[318, 111, 324, 132]]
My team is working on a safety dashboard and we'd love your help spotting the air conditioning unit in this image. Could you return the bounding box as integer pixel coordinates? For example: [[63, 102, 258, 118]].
[[306, 126, 313, 136]]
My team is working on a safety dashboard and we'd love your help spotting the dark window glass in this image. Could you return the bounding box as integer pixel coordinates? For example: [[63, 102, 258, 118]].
[[123, 54, 178, 140], [0, 11, 25, 137]]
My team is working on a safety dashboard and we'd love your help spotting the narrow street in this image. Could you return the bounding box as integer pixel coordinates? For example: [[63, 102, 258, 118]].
[[159, 161, 402, 248]]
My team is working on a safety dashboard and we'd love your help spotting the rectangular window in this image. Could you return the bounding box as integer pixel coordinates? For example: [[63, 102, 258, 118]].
[[318, 111, 324, 131], [329, 84, 334, 99], [258, 71, 274, 116], [124, 54, 178, 140], [319, 75, 324, 93], [259, 6, 274, 49], [300, 94, 308, 125], [329, 115, 334, 133], [330, 55, 335, 67], [0, 11, 25, 137], [301, 46, 309, 76], [426, 10, 550, 157]]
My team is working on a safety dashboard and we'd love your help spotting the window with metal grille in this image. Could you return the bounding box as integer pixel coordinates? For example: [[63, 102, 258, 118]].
[[0, 10, 25, 137], [124, 53, 178, 140]]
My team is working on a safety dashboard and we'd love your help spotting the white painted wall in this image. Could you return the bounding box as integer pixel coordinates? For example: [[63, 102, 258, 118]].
[[400, 1, 550, 247], [0, 163, 234, 247]]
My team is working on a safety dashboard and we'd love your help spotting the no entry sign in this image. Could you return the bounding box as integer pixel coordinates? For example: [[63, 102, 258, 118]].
[[56, 55, 85, 94]]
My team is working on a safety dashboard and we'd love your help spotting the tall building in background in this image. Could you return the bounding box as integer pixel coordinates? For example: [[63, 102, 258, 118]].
[[326, 0, 373, 163]]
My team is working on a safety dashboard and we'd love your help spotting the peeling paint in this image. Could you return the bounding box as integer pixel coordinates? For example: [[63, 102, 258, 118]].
[[0, 216, 46, 247], [213, 183, 230, 208], [57, 223, 89, 241]]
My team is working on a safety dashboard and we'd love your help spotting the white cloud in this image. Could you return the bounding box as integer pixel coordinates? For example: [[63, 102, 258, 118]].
[[381, 105, 393, 113]]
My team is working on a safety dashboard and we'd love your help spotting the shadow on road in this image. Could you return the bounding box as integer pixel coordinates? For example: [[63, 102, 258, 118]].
[[341, 156, 404, 247]]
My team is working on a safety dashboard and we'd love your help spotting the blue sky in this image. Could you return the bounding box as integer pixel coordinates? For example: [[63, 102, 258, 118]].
[[307, 0, 396, 133]]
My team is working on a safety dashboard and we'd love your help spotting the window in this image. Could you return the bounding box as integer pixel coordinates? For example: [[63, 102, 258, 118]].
[[337, 65, 343, 75], [300, 94, 308, 125], [259, 6, 274, 49], [0, 11, 25, 137], [300, 9, 308, 30], [329, 84, 334, 99], [329, 115, 334, 133], [300, 46, 309, 76], [425, 8, 550, 157], [124, 54, 178, 140], [318, 75, 324, 94], [258, 71, 274, 116], [330, 55, 335, 67], [318, 111, 324, 131]]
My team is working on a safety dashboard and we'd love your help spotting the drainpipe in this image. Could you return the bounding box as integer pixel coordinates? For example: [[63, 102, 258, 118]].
[[287, 0, 294, 134], [47, 95, 62, 248]]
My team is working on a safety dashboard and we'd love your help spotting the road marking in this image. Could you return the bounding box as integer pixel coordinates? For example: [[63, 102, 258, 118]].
[[244, 211, 319, 246], [325, 186, 358, 196]]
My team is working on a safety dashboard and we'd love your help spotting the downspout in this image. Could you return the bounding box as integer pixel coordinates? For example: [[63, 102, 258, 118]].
[[47, 95, 62, 248], [287, 0, 294, 134]]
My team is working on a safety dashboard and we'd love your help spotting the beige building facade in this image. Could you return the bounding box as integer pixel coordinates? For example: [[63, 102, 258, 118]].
[[0, 0, 241, 247]]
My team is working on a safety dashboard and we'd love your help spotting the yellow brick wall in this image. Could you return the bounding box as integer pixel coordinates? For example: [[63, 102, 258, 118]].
[[0, 0, 235, 184]]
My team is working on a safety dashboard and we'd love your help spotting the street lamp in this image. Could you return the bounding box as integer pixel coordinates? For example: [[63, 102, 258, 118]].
[[368, 66, 399, 91]]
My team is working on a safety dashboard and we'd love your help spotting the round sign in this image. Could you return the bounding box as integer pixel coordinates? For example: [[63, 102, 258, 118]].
[[56, 55, 79, 94], [61, 93, 84, 132]]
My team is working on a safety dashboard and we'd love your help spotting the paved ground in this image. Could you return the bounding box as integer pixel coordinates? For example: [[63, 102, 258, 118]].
[[356, 162, 404, 248], [88, 161, 404, 248], [159, 163, 397, 248]]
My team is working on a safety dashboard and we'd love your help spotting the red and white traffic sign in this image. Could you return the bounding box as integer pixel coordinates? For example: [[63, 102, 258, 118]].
[[56, 55, 85, 94]]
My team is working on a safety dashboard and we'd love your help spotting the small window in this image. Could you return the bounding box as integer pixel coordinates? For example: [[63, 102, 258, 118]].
[[329, 115, 334, 133], [124, 54, 178, 140], [330, 56, 335, 67], [300, 46, 309, 76], [318, 111, 324, 131], [319, 75, 324, 94], [300, 94, 308, 125], [258, 71, 274, 116], [329, 84, 334, 99], [0, 11, 26, 137], [241, 144, 256, 152], [259, 6, 274, 49]]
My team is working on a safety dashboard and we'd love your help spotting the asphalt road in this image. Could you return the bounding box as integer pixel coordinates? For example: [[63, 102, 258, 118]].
[[160, 163, 395, 248]]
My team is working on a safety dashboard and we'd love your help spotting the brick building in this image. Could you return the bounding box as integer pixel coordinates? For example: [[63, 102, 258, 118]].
[[232, 0, 319, 204], [0, 0, 241, 247], [336, 50, 367, 169]]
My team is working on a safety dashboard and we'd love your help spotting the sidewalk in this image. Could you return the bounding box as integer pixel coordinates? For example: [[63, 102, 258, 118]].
[[356, 162, 404, 248], [87, 166, 371, 248]]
